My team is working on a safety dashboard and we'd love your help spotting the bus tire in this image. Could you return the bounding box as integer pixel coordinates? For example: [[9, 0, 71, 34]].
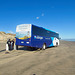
[[56, 42, 58, 47], [42, 44, 46, 50]]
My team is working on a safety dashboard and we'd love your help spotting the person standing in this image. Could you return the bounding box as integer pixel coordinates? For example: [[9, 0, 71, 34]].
[[7, 39, 11, 50], [11, 39, 14, 50]]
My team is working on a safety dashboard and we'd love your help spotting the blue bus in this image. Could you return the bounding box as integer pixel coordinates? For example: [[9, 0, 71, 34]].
[[15, 24, 59, 50]]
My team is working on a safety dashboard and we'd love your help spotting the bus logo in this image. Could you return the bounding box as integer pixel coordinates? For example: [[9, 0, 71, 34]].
[[34, 36, 43, 40]]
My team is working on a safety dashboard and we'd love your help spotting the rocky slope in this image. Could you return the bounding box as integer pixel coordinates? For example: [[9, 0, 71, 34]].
[[0, 32, 15, 41]]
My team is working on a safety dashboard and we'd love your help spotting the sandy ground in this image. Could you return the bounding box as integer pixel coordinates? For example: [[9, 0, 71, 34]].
[[0, 40, 75, 75]]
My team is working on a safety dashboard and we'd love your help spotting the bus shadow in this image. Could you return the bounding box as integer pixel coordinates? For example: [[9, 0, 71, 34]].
[[17, 46, 55, 51], [47, 46, 54, 48], [0, 46, 55, 53], [17, 46, 38, 51], [47, 46, 57, 49]]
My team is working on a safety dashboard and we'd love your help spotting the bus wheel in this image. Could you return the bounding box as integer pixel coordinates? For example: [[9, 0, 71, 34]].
[[56, 42, 58, 47], [42, 44, 46, 50]]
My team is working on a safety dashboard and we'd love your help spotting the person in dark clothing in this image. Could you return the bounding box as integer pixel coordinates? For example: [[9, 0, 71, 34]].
[[7, 39, 11, 50], [11, 39, 14, 49]]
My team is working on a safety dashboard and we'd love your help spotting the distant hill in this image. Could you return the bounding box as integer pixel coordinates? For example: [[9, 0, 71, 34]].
[[0, 31, 16, 41]]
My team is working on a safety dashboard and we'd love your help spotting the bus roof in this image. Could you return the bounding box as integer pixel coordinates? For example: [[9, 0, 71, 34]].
[[32, 24, 59, 34]]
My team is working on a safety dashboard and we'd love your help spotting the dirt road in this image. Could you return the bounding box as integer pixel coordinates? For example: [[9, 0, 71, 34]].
[[0, 41, 75, 75]]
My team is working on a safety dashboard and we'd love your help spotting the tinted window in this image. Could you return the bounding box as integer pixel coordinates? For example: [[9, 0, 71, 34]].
[[32, 25, 59, 39]]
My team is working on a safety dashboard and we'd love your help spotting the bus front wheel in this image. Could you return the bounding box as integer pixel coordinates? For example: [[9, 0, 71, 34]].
[[42, 44, 46, 50], [56, 42, 58, 47]]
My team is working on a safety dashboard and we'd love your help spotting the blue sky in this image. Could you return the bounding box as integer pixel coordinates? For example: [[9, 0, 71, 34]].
[[0, 0, 75, 39]]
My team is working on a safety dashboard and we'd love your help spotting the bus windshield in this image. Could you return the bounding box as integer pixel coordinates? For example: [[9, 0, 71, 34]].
[[16, 24, 31, 39]]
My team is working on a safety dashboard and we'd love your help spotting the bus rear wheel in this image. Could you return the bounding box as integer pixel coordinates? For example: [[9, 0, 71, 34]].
[[16, 45, 18, 50], [42, 44, 46, 50]]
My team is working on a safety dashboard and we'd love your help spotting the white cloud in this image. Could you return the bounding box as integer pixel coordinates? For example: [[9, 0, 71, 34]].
[[8, 31, 14, 34], [36, 13, 44, 19], [36, 17, 39, 19], [41, 13, 44, 16]]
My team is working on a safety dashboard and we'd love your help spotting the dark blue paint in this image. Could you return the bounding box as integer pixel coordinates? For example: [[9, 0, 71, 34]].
[[15, 25, 54, 48], [15, 35, 52, 48]]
